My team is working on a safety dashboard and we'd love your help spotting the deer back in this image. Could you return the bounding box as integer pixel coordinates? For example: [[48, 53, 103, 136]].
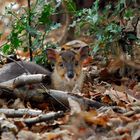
[[0, 61, 51, 83]]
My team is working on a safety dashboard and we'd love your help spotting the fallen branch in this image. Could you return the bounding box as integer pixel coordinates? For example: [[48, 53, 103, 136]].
[[0, 108, 42, 117], [23, 111, 64, 125], [0, 86, 105, 110], [47, 90, 105, 109], [124, 107, 140, 117], [0, 74, 48, 88]]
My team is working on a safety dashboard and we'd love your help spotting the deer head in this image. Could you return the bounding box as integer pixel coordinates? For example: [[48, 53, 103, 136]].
[[46, 46, 89, 82]]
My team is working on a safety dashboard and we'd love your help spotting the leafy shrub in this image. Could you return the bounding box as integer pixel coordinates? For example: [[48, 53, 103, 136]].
[[0, 0, 139, 64], [73, 0, 139, 56], [1, 0, 61, 63]]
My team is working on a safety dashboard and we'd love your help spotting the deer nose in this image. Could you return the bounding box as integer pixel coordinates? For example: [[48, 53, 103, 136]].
[[67, 71, 74, 79]]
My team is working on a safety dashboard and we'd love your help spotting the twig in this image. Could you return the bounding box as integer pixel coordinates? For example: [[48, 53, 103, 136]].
[[124, 107, 140, 117], [0, 108, 42, 117], [27, 0, 33, 61], [23, 111, 64, 125]]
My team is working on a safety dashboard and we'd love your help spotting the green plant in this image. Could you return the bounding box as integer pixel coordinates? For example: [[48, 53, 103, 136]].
[[73, 0, 139, 56], [1, 0, 139, 64], [1, 0, 62, 64]]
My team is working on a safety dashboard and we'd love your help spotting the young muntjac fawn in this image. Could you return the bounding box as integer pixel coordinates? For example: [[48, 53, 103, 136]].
[[47, 46, 89, 92], [0, 46, 89, 92]]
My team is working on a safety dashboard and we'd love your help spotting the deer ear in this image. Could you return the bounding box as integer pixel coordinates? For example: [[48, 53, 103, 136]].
[[79, 46, 89, 61], [46, 48, 58, 63]]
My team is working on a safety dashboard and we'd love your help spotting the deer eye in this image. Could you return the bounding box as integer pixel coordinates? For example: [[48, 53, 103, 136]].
[[59, 63, 64, 67], [75, 61, 79, 66]]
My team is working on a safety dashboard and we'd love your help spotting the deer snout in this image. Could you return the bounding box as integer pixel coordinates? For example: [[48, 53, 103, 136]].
[[67, 71, 74, 79]]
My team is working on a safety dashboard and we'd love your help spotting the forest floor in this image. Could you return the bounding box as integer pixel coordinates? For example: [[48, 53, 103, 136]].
[[0, 46, 140, 140]]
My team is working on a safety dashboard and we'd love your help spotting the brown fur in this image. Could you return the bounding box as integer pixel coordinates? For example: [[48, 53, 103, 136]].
[[47, 46, 89, 92], [51, 68, 84, 92], [51, 50, 84, 92], [0, 61, 51, 83]]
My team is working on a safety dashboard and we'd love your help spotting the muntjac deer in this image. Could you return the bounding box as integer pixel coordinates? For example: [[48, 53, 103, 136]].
[[0, 46, 89, 92]]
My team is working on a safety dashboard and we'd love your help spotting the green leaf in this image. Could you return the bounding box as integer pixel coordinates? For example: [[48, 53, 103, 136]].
[[88, 13, 99, 24], [124, 9, 134, 19], [64, 0, 76, 12], [106, 23, 121, 33], [2, 44, 10, 54], [39, 4, 54, 24], [14, 21, 25, 33], [50, 23, 61, 30], [127, 34, 137, 40], [93, 44, 100, 53], [0, 32, 2, 37], [9, 32, 22, 49], [26, 25, 39, 36], [94, 0, 99, 12], [120, 0, 126, 5]]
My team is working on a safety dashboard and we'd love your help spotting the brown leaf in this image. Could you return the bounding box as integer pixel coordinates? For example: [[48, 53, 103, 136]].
[[81, 111, 108, 126], [104, 89, 136, 104], [82, 56, 93, 67], [102, 95, 114, 104], [1, 132, 16, 140], [68, 98, 81, 114], [14, 120, 27, 131], [17, 130, 40, 140]]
